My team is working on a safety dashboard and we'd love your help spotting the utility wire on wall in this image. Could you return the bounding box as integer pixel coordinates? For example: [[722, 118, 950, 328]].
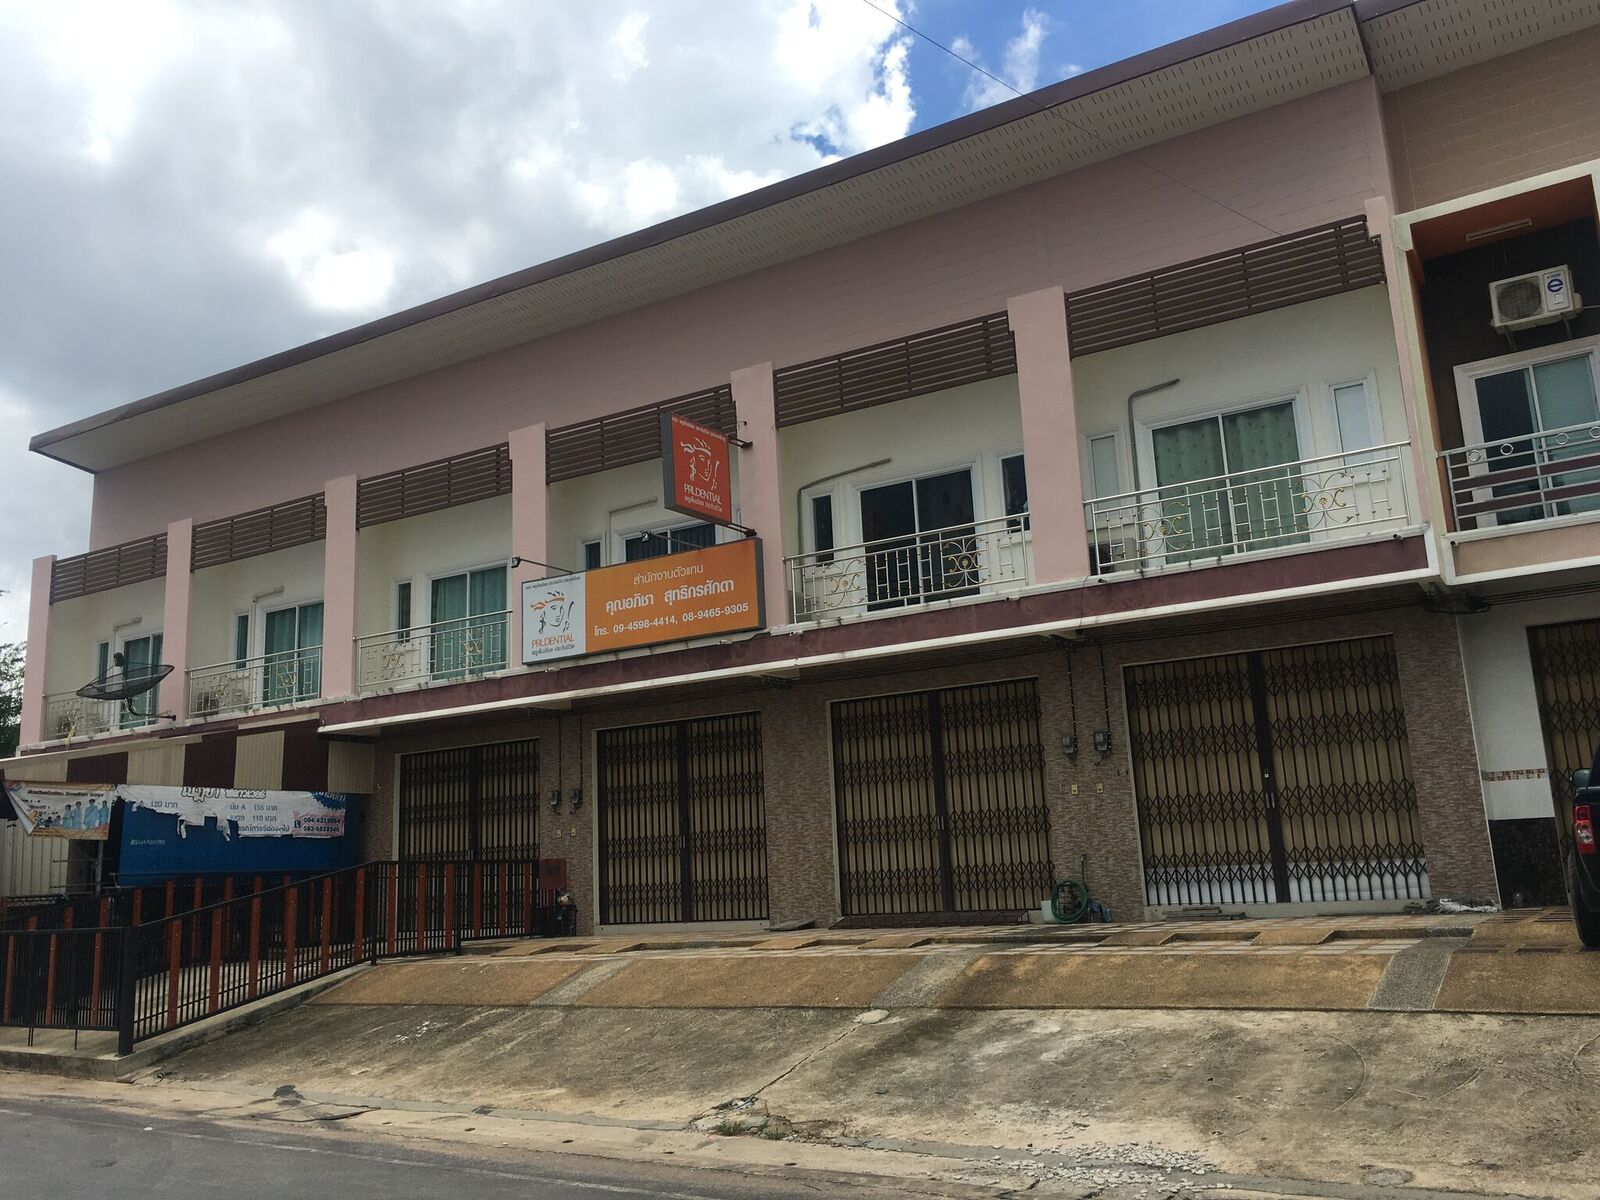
[[852, 0, 1283, 238]]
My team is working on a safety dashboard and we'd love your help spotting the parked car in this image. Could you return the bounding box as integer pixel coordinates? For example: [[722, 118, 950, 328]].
[[1571, 766, 1600, 947]]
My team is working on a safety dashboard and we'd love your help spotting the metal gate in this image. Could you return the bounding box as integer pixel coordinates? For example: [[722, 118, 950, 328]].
[[596, 713, 768, 925], [1128, 635, 1428, 906], [833, 679, 1052, 917], [1528, 619, 1600, 881], [398, 739, 539, 861]]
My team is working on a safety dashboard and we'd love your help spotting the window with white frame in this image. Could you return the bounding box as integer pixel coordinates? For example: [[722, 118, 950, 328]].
[[1000, 454, 1029, 531], [1330, 377, 1381, 461]]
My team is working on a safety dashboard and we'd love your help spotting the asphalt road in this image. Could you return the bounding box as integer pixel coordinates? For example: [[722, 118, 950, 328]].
[[0, 1093, 921, 1200]]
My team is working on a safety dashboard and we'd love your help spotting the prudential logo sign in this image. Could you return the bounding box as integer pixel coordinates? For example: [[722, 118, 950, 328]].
[[522, 573, 586, 663]]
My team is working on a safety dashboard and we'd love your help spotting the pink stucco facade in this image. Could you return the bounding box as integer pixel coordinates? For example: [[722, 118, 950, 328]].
[[85, 81, 1388, 549]]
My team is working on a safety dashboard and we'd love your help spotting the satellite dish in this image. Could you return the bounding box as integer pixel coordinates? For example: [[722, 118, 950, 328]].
[[76, 655, 174, 719]]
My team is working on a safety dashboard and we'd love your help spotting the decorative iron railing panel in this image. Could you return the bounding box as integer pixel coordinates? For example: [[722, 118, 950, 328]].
[[1442, 421, 1600, 532], [42, 692, 158, 740], [773, 311, 1016, 429], [832, 679, 1051, 917], [191, 494, 327, 570], [355, 610, 510, 693], [187, 647, 323, 719], [398, 739, 540, 863], [50, 534, 168, 603], [596, 712, 768, 925], [787, 515, 1031, 623], [1127, 636, 1428, 908], [356, 443, 512, 529], [546, 385, 735, 483], [1065, 216, 1384, 357], [1086, 443, 1411, 574]]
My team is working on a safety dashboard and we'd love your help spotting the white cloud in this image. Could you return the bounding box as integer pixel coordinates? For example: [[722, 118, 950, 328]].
[[954, 8, 1053, 113], [0, 0, 924, 623]]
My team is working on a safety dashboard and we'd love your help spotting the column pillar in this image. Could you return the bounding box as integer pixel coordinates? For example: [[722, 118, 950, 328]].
[[508, 422, 550, 665], [321, 475, 359, 700], [1364, 194, 1442, 534], [1007, 287, 1090, 584], [730, 362, 788, 624], [19, 555, 54, 747], [160, 519, 193, 722]]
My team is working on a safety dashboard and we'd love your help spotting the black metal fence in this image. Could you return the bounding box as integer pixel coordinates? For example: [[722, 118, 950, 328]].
[[1, 859, 571, 1054]]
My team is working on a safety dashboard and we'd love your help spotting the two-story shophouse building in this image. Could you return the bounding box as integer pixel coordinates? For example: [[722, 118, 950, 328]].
[[10, 0, 1600, 930]]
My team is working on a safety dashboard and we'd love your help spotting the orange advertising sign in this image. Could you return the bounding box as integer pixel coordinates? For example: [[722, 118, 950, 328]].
[[661, 411, 734, 525], [522, 538, 765, 664]]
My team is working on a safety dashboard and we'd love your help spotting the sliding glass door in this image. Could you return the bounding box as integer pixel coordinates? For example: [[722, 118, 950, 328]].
[[120, 632, 163, 728], [430, 565, 507, 679], [1150, 401, 1305, 563], [858, 469, 976, 609], [263, 602, 323, 705]]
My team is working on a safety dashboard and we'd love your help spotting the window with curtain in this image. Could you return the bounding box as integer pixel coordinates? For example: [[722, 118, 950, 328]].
[[263, 601, 323, 704], [625, 522, 716, 562], [430, 565, 508, 679], [1150, 400, 1305, 562], [1467, 350, 1600, 524], [119, 632, 163, 728]]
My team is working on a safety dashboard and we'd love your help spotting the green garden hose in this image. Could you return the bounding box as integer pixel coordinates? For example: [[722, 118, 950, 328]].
[[1050, 878, 1091, 924]]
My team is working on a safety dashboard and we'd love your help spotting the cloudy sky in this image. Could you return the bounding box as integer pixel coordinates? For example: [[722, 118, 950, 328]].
[[0, 0, 1276, 641]]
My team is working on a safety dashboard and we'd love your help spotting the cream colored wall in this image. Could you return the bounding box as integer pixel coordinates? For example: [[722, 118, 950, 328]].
[[1070, 286, 1407, 496], [188, 541, 326, 669], [43, 578, 166, 696], [356, 495, 512, 637], [547, 455, 745, 570], [1459, 593, 1600, 822], [775, 376, 1024, 559]]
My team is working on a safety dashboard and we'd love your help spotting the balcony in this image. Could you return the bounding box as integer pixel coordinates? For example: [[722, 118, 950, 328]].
[[42, 693, 156, 741], [187, 647, 323, 720], [1086, 442, 1413, 574], [1442, 422, 1600, 533], [356, 610, 511, 694], [787, 515, 1031, 623]]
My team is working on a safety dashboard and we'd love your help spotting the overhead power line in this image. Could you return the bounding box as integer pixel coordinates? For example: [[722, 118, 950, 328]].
[[853, 0, 1283, 238]]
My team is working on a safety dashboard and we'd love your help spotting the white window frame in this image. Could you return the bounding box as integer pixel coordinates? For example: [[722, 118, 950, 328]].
[[843, 458, 981, 550], [1134, 389, 1313, 493], [1326, 372, 1384, 462], [423, 561, 512, 626], [578, 536, 605, 571], [1451, 334, 1600, 448], [610, 515, 727, 564], [254, 595, 325, 660]]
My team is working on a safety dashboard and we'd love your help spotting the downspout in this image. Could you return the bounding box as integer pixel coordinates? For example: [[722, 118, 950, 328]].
[[1126, 379, 1181, 490]]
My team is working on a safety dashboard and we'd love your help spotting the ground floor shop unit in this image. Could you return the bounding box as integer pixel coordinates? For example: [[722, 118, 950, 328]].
[[349, 588, 1506, 933]]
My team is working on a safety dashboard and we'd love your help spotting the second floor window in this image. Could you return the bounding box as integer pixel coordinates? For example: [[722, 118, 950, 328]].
[[430, 566, 508, 678], [263, 602, 323, 704], [626, 522, 716, 561]]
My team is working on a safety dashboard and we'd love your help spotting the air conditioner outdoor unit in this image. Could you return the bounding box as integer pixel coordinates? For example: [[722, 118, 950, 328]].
[[1490, 266, 1582, 333]]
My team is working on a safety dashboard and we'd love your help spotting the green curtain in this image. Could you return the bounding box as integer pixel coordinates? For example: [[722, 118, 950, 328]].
[[1222, 402, 1306, 551], [264, 606, 317, 704], [1152, 418, 1226, 561], [431, 568, 506, 678], [121, 633, 162, 727]]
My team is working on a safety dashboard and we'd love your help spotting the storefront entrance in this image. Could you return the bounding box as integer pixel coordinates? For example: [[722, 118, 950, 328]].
[[832, 678, 1052, 918], [1127, 636, 1429, 907], [595, 712, 769, 925], [397, 738, 540, 861]]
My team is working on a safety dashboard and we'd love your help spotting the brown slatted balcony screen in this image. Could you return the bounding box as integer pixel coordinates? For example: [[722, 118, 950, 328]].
[[1065, 216, 1385, 357], [546, 385, 735, 483], [191, 494, 327, 570], [773, 311, 1016, 428], [50, 534, 169, 603], [356, 443, 512, 529]]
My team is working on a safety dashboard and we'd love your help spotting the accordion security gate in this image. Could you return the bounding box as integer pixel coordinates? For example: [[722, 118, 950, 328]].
[[832, 679, 1053, 917], [596, 713, 769, 925], [1528, 619, 1600, 880], [1128, 635, 1429, 907], [398, 739, 540, 862]]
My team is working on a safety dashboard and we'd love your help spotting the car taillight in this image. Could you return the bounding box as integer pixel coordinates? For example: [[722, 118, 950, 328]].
[[1576, 804, 1597, 855]]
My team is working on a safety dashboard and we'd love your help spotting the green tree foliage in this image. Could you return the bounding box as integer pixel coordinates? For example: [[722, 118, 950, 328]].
[[0, 640, 20, 758]]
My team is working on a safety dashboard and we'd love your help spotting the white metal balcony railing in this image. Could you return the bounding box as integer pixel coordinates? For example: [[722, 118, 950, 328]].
[[356, 610, 511, 694], [1086, 442, 1412, 575], [42, 692, 157, 740], [187, 647, 323, 719], [787, 515, 1032, 622], [1442, 421, 1600, 533]]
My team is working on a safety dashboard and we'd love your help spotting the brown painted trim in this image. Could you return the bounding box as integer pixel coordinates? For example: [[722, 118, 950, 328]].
[[50, 533, 168, 602], [192, 493, 326, 570], [320, 536, 1429, 727]]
